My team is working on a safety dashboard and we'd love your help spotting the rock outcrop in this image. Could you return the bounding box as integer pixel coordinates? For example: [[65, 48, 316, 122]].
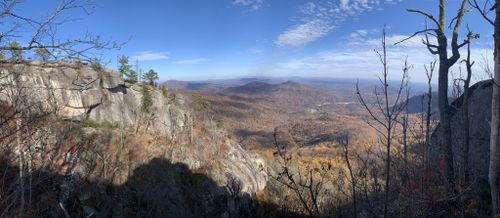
[[0, 61, 267, 195], [430, 79, 492, 207], [0, 61, 188, 136]]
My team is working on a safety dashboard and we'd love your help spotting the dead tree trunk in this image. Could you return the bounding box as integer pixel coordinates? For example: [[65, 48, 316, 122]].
[[491, 1, 500, 215], [15, 114, 24, 218], [423, 60, 435, 217], [340, 135, 357, 218], [425, 61, 435, 146], [469, 0, 500, 215], [356, 29, 409, 218], [437, 48, 456, 194], [405, 0, 469, 195], [462, 29, 478, 186]]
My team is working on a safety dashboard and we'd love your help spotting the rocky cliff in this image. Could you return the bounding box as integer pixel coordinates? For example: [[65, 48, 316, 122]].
[[0, 60, 267, 195], [430, 79, 492, 208], [1, 61, 187, 136]]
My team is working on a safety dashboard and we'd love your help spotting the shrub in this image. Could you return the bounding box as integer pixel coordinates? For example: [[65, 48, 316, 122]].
[[81, 120, 120, 129], [193, 95, 212, 112], [90, 58, 104, 71], [141, 85, 153, 114], [161, 86, 168, 98], [216, 118, 224, 129]]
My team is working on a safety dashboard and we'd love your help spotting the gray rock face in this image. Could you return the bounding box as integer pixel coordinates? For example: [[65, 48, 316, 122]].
[[452, 80, 491, 179], [0, 62, 187, 137], [0, 61, 267, 195], [430, 79, 492, 202], [222, 141, 268, 193], [432, 79, 492, 168]]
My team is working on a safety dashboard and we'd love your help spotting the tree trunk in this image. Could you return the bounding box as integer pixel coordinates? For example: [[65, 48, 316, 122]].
[[342, 136, 357, 218], [384, 129, 392, 218], [426, 82, 433, 145], [402, 116, 409, 184], [16, 116, 24, 218], [463, 36, 473, 186], [490, 2, 500, 215], [438, 59, 456, 194], [463, 77, 471, 186]]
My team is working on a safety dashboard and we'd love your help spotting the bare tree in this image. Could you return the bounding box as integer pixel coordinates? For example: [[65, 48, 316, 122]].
[[401, 0, 469, 195], [269, 127, 330, 217], [460, 28, 480, 186], [424, 61, 436, 146], [338, 135, 357, 218], [0, 0, 121, 62], [468, 0, 500, 215], [356, 29, 409, 218], [0, 1, 119, 216], [419, 61, 436, 206], [399, 85, 411, 186], [492, 7, 500, 210]]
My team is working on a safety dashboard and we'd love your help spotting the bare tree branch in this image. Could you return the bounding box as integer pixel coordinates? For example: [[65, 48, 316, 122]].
[[407, 9, 441, 29], [469, 0, 495, 25]]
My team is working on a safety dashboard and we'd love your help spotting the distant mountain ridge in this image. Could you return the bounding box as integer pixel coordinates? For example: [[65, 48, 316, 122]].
[[221, 81, 308, 94], [405, 92, 440, 119], [164, 77, 277, 93], [165, 80, 231, 92]]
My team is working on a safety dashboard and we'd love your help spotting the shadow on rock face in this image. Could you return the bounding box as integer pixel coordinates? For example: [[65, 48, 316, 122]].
[[116, 158, 252, 217], [0, 156, 299, 217]]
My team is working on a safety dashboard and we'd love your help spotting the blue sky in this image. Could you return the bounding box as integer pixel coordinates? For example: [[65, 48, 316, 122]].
[[14, 0, 495, 82]]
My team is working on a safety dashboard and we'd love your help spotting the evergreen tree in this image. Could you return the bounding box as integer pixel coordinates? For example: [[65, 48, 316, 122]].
[[128, 69, 138, 83], [143, 69, 159, 85], [34, 48, 50, 61], [141, 85, 153, 114], [9, 41, 23, 60], [118, 55, 131, 79]]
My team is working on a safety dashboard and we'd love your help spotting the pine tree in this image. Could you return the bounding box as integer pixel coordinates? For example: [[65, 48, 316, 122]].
[[143, 69, 159, 85], [9, 41, 23, 60], [128, 69, 138, 83], [34, 48, 50, 61], [118, 55, 132, 80], [141, 85, 153, 114]]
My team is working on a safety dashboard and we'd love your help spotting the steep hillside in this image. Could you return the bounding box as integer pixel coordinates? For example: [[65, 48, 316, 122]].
[[220, 81, 346, 112], [190, 80, 371, 152], [0, 61, 268, 217], [402, 92, 447, 120]]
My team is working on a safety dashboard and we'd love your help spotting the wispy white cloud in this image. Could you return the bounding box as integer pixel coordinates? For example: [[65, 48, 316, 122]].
[[132, 51, 169, 61], [271, 33, 492, 82], [348, 34, 436, 48], [275, 0, 404, 47], [350, 28, 379, 38], [232, 0, 264, 10], [175, 58, 208, 65], [276, 19, 332, 47], [385, 0, 403, 4]]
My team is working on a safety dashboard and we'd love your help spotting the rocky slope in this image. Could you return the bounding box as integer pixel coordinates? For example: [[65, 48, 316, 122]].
[[0, 61, 268, 216], [2, 61, 185, 136]]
